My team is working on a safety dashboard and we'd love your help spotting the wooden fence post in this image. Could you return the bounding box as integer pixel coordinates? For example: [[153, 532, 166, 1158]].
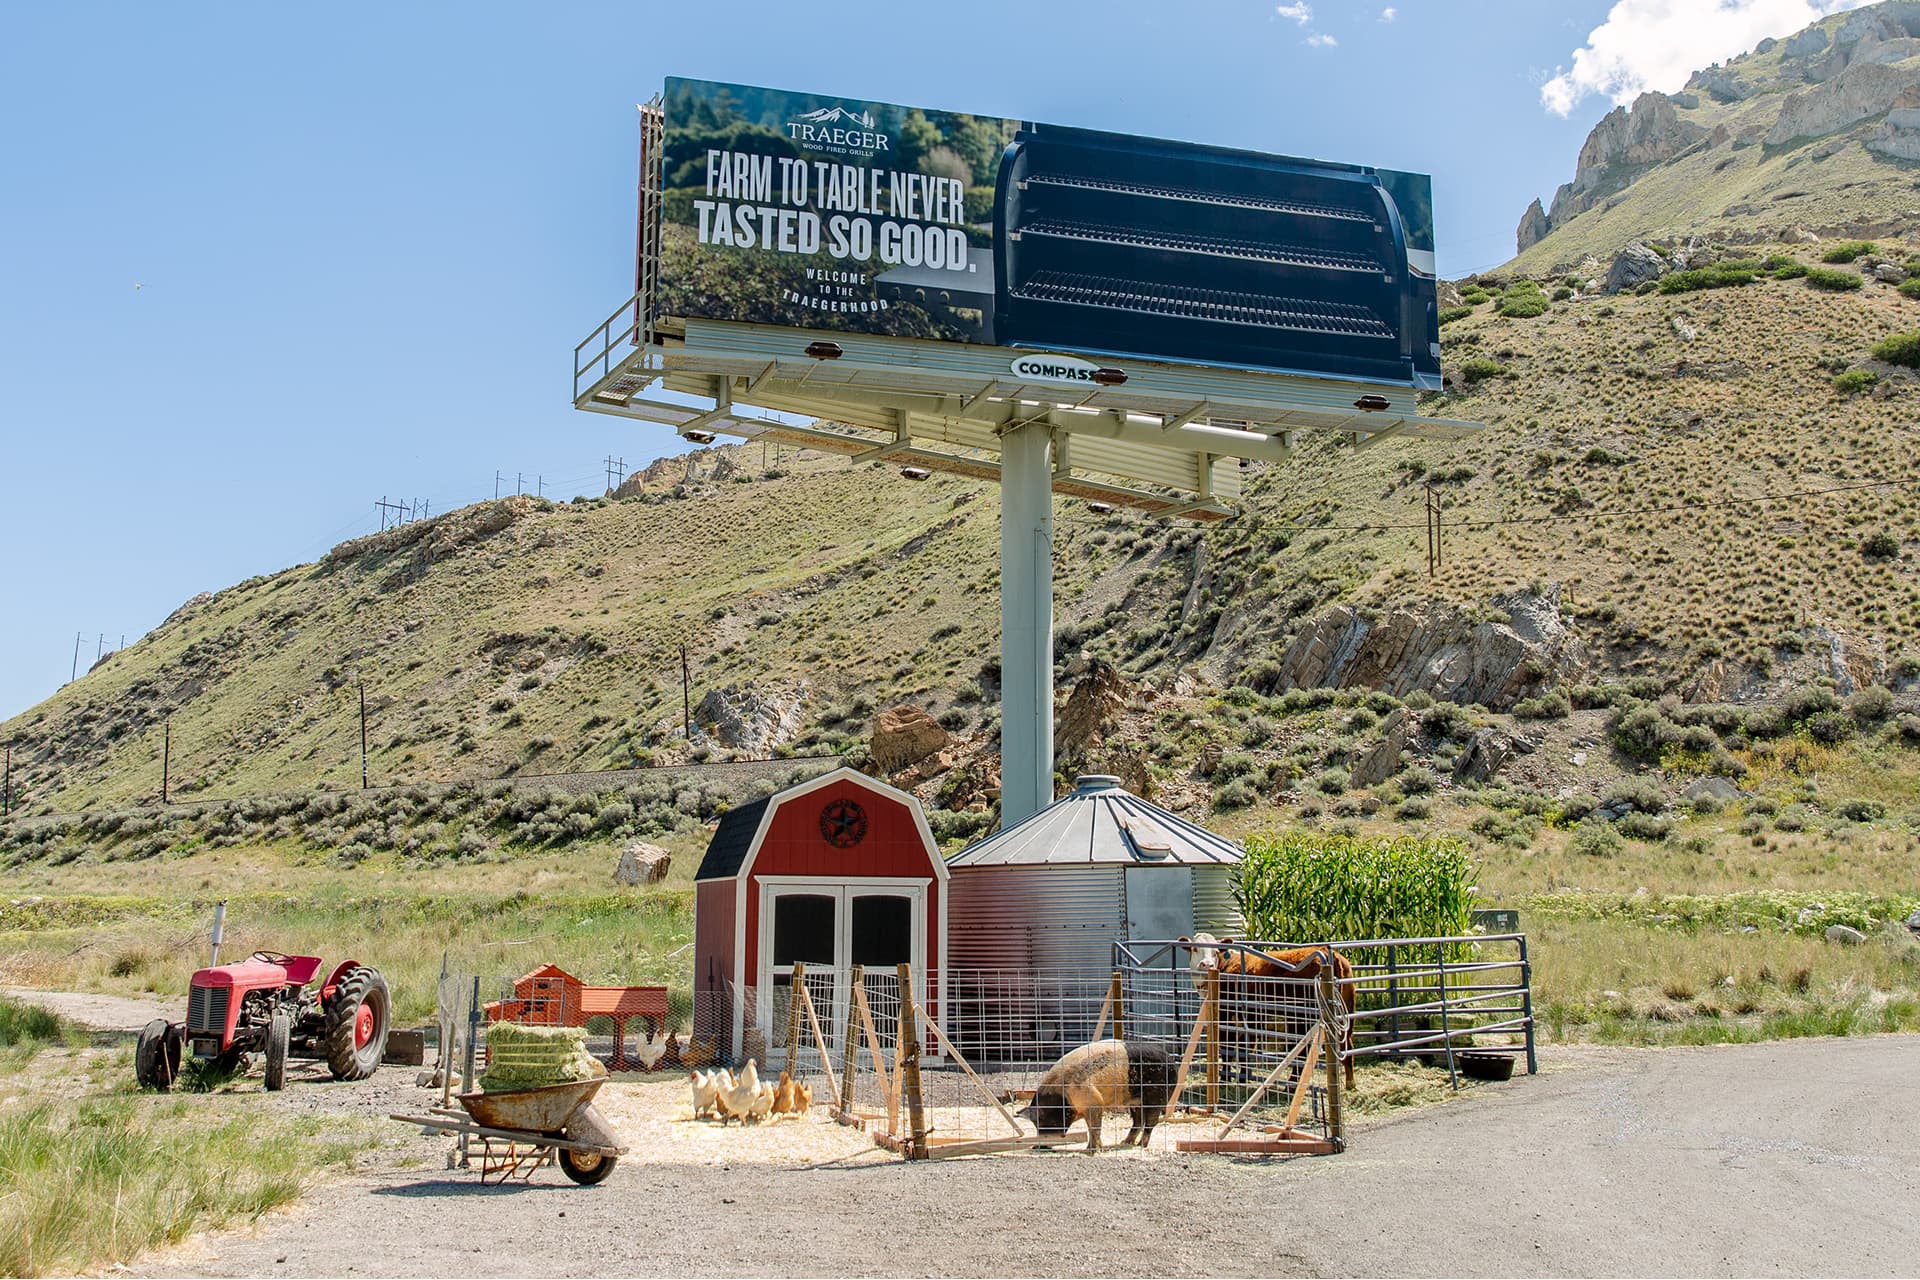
[[1109, 971, 1126, 1043], [1319, 965, 1345, 1151], [839, 963, 863, 1115], [784, 961, 807, 1072], [896, 962, 928, 1159], [1204, 967, 1220, 1111]]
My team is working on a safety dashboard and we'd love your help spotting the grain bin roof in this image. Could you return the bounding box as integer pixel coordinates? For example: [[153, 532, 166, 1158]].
[[948, 775, 1242, 867]]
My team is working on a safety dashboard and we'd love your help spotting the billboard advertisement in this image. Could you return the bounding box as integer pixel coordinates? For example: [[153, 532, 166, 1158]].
[[658, 77, 1440, 388]]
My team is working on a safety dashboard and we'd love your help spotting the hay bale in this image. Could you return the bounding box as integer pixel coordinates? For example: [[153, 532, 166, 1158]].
[[480, 1022, 604, 1091]]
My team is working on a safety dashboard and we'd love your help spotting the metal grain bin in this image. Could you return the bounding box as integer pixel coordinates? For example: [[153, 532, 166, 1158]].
[[945, 775, 1243, 1059]]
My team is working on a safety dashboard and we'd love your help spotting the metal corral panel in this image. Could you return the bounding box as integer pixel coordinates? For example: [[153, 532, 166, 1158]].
[[948, 864, 1126, 972], [1192, 865, 1246, 936]]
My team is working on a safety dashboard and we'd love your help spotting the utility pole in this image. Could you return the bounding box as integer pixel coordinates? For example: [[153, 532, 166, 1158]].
[[537, 474, 544, 498], [1425, 481, 1441, 578], [604, 455, 626, 493], [681, 645, 692, 743], [517, 472, 524, 497], [95, 633, 105, 663], [70, 631, 82, 683], [495, 471, 503, 500], [161, 717, 171, 804], [359, 682, 369, 790]]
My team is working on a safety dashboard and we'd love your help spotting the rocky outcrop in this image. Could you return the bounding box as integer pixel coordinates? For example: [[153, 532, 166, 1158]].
[[1516, 198, 1551, 254], [1056, 661, 1133, 761], [870, 704, 949, 773], [692, 679, 809, 753], [1272, 588, 1589, 711], [1547, 92, 1706, 229], [1605, 241, 1670, 292], [1348, 708, 1413, 787], [1867, 86, 1920, 158], [1767, 60, 1918, 144]]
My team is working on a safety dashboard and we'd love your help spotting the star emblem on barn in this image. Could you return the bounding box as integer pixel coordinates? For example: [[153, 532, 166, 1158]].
[[819, 798, 868, 848]]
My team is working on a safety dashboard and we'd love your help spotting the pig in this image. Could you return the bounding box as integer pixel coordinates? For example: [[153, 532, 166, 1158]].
[[1020, 1039, 1176, 1151]]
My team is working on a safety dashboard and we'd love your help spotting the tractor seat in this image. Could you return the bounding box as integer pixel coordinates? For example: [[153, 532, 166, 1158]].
[[277, 955, 324, 986]]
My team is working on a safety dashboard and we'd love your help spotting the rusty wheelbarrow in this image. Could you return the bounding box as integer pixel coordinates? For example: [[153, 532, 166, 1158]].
[[391, 1078, 627, 1185]]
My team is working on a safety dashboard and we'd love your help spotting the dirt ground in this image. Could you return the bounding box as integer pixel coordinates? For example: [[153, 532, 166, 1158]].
[[76, 1031, 1906, 1279], [13, 988, 1915, 1277]]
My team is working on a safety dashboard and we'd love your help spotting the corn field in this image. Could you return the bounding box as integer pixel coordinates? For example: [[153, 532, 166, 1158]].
[[1234, 832, 1477, 953]]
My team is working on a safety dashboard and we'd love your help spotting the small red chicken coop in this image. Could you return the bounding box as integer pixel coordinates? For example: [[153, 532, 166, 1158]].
[[694, 767, 947, 1062]]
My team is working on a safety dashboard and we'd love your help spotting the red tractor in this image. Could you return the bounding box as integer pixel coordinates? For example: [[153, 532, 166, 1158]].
[[135, 951, 391, 1091]]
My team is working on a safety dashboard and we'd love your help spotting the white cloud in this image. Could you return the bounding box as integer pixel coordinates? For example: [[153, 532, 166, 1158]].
[[1275, 2, 1312, 25], [1379, 6, 1397, 20], [1540, 0, 1873, 117], [1306, 31, 1338, 46]]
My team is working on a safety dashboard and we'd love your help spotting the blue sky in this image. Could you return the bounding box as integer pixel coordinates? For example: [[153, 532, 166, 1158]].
[[0, 0, 1871, 720]]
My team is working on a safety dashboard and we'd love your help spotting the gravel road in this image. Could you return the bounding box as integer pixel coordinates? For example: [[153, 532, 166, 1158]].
[[138, 1035, 1917, 1278], [3, 984, 181, 1030]]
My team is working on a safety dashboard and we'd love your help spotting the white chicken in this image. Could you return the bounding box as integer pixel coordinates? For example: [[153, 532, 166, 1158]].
[[690, 1068, 721, 1119], [716, 1059, 775, 1124], [636, 1032, 670, 1071]]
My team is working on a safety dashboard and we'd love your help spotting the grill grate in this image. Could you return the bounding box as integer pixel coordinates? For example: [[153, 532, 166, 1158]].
[[1018, 219, 1385, 273], [187, 985, 230, 1034], [1013, 271, 1394, 338], [1021, 172, 1376, 223]]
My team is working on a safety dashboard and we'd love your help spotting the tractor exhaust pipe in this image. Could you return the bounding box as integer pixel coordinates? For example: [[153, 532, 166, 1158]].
[[209, 901, 226, 966]]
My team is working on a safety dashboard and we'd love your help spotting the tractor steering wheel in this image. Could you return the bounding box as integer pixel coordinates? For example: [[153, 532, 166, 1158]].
[[251, 949, 291, 965]]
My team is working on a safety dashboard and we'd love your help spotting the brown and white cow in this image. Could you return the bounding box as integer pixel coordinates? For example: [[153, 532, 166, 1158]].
[[1182, 932, 1356, 1089]]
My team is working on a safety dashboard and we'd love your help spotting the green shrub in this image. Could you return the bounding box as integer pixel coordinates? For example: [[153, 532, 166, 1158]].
[[1804, 266, 1862, 291], [1513, 689, 1571, 720], [1569, 818, 1624, 858], [1807, 709, 1855, 744], [1617, 811, 1672, 841], [1819, 240, 1875, 263], [1551, 286, 1574, 301], [1395, 796, 1432, 820], [1835, 798, 1886, 822], [1211, 778, 1256, 810], [1849, 685, 1895, 723], [1870, 330, 1920, 366], [1659, 265, 1755, 293], [1438, 305, 1473, 325], [1900, 277, 1920, 299], [1460, 357, 1506, 383], [1235, 831, 1476, 945], [1832, 369, 1877, 394], [1497, 291, 1548, 318]]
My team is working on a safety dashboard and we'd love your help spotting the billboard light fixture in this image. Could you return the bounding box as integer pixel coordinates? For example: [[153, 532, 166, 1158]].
[[1086, 501, 1115, 514], [683, 429, 717, 444], [899, 466, 931, 481], [805, 341, 844, 360], [1090, 367, 1128, 386], [1353, 394, 1392, 412]]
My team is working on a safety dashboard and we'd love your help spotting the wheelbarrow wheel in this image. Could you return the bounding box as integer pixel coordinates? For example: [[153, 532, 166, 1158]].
[[558, 1149, 616, 1186]]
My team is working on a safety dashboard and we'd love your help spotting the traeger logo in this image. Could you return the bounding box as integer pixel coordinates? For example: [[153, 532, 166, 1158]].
[[1010, 354, 1108, 384], [786, 104, 889, 155]]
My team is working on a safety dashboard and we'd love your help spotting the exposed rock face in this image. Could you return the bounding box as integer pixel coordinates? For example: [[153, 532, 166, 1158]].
[[1056, 660, 1133, 761], [1348, 708, 1413, 788], [1273, 588, 1589, 711], [692, 679, 808, 753], [1516, 198, 1551, 254], [1548, 92, 1706, 227], [870, 704, 950, 773], [615, 842, 671, 885], [1453, 728, 1514, 785], [1782, 24, 1831, 59], [1767, 60, 1918, 144], [1867, 86, 1920, 158], [1605, 241, 1671, 292]]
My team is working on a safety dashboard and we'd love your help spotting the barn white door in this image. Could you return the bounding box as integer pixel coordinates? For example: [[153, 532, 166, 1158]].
[[756, 878, 927, 1067]]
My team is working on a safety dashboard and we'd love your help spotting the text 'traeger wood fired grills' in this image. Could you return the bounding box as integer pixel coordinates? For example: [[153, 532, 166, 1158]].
[[993, 124, 1440, 388]]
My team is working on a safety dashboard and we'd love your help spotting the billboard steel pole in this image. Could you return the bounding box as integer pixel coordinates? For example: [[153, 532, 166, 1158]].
[[999, 422, 1055, 825]]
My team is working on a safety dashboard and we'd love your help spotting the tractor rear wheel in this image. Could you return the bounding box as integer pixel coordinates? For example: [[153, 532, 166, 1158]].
[[324, 966, 390, 1080], [558, 1149, 617, 1185], [264, 1009, 291, 1091], [135, 1019, 182, 1091]]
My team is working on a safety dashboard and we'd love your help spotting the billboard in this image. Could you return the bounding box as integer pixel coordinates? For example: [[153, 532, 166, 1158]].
[[657, 77, 1440, 388]]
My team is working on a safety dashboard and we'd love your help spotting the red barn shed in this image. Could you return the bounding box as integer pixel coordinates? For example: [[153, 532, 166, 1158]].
[[693, 767, 947, 1061]]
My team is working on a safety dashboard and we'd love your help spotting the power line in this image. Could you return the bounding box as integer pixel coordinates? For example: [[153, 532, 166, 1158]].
[[1274, 476, 1920, 535]]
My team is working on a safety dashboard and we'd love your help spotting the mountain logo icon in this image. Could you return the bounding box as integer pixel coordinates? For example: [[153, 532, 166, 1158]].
[[791, 105, 877, 130]]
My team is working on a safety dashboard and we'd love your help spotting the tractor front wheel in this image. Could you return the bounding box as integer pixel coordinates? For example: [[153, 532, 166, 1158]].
[[264, 1009, 291, 1091], [324, 966, 390, 1080], [135, 1019, 182, 1091]]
